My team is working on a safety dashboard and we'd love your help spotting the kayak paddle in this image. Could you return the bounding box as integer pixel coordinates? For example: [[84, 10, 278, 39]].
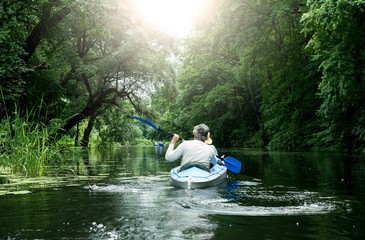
[[223, 156, 242, 173], [130, 116, 242, 173], [130, 116, 173, 137]]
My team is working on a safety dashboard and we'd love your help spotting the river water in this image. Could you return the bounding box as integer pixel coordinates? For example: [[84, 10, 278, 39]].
[[1, 146, 365, 239]]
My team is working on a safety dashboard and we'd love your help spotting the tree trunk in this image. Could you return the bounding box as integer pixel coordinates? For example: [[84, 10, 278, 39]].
[[81, 114, 96, 147], [23, 1, 70, 63], [74, 122, 80, 146], [48, 87, 128, 143]]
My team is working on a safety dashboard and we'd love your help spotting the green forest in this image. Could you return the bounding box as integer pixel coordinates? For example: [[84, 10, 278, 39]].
[[1, 0, 365, 175]]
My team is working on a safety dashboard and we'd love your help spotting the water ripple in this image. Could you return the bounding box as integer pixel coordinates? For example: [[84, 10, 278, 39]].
[[86, 176, 343, 217]]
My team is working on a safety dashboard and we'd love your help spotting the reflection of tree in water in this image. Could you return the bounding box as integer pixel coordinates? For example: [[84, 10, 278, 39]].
[[76, 147, 162, 177], [81, 148, 93, 176]]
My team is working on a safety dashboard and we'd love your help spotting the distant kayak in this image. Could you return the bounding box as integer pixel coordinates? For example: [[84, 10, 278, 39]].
[[170, 163, 227, 189]]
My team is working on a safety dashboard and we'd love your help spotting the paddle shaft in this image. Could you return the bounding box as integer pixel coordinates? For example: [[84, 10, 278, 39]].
[[130, 116, 183, 140]]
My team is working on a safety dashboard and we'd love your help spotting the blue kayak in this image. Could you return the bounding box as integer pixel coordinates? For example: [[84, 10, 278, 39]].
[[170, 163, 227, 189]]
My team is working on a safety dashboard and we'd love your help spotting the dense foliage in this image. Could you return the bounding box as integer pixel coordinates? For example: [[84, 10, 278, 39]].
[[0, 0, 175, 147], [154, 0, 365, 153], [0, 0, 176, 175], [1, 0, 365, 156]]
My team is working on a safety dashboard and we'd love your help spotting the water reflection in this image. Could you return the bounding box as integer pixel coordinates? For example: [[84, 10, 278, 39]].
[[62, 146, 170, 178], [1, 147, 364, 240]]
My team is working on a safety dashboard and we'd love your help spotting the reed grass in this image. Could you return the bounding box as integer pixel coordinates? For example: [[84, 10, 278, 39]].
[[0, 105, 63, 177]]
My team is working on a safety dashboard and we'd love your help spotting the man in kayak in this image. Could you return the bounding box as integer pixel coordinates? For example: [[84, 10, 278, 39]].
[[165, 124, 217, 171]]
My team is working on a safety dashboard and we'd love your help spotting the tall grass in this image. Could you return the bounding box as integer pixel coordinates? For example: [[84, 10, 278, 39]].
[[0, 106, 62, 177]]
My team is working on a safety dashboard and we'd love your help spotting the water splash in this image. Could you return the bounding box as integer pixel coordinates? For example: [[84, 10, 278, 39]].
[[83, 175, 347, 239], [86, 175, 342, 217]]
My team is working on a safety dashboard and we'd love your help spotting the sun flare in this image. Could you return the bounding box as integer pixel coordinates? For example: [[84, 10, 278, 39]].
[[134, 0, 209, 37]]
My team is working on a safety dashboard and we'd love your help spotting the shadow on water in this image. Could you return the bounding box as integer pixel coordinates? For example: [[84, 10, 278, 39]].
[[0, 147, 365, 239]]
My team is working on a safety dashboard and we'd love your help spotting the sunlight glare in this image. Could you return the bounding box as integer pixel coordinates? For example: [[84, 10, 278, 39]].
[[134, 0, 209, 37]]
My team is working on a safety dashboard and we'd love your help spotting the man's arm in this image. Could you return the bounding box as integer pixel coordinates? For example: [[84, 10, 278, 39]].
[[165, 134, 183, 162]]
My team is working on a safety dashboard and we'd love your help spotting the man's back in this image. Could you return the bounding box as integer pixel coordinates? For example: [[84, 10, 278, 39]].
[[165, 139, 215, 168]]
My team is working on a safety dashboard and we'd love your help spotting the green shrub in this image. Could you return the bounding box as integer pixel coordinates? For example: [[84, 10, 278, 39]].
[[0, 107, 62, 177]]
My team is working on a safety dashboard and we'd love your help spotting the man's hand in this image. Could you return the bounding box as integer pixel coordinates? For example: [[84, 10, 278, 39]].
[[171, 134, 180, 145]]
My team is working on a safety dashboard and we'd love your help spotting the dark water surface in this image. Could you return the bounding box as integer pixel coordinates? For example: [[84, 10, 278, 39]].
[[1, 147, 365, 239]]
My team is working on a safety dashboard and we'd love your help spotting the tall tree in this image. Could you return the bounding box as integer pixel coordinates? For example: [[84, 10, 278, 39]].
[[1, 0, 176, 146], [47, 0, 176, 144], [302, 0, 365, 151]]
